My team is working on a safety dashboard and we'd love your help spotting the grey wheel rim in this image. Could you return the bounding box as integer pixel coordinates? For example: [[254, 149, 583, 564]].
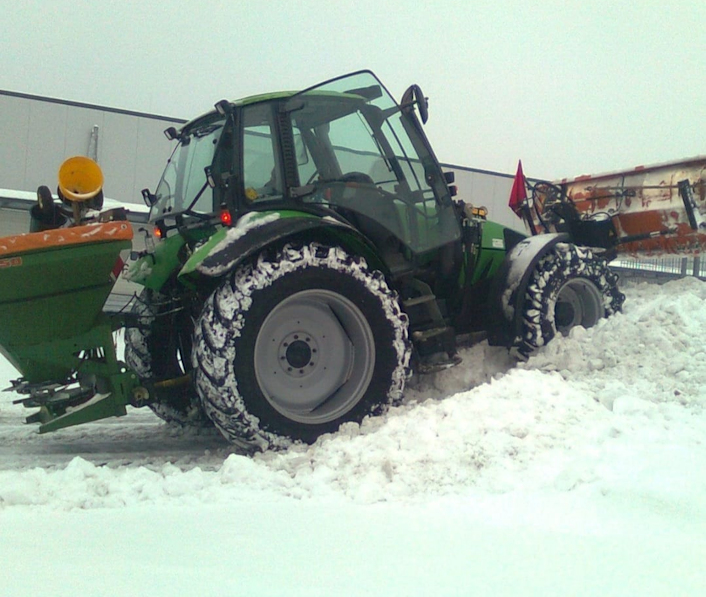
[[253, 289, 376, 424], [554, 278, 604, 334]]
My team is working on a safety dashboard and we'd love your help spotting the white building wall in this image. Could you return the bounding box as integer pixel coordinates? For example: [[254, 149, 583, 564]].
[[0, 203, 29, 237], [0, 91, 183, 205], [443, 163, 527, 233]]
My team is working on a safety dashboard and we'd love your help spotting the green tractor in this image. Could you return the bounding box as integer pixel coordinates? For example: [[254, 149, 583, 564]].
[[1, 70, 624, 451], [123, 70, 623, 450]]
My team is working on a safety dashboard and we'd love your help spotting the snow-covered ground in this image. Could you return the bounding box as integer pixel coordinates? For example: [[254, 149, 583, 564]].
[[1, 277, 705, 596]]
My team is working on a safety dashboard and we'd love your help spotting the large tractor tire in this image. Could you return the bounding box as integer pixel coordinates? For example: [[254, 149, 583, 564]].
[[125, 290, 211, 426], [515, 243, 624, 357], [193, 243, 410, 451]]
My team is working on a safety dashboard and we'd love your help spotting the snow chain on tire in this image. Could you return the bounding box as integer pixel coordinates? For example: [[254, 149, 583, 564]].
[[192, 243, 411, 451], [514, 242, 625, 357]]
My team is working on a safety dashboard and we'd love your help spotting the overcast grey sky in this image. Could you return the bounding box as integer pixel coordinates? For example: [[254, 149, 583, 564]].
[[2, 0, 704, 179]]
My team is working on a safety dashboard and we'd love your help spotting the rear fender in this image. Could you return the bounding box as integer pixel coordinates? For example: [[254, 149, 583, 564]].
[[179, 211, 381, 282], [486, 233, 570, 346]]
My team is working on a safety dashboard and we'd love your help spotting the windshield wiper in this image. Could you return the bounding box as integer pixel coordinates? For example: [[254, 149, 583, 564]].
[[179, 181, 212, 220]]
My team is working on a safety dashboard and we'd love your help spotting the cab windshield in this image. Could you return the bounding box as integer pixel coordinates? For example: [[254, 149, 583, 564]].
[[150, 115, 226, 221]]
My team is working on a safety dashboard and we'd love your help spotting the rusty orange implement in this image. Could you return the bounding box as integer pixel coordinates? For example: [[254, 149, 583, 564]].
[[529, 156, 706, 255]]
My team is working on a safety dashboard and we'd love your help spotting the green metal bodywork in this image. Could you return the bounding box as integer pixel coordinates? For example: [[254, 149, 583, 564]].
[[127, 233, 186, 290], [127, 227, 215, 291], [0, 237, 130, 382], [472, 220, 511, 284]]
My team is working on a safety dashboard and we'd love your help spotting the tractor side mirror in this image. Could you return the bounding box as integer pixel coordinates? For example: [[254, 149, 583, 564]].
[[444, 171, 458, 197], [141, 188, 157, 207], [164, 127, 179, 141], [214, 99, 233, 116], [401, 84, 429, 124]]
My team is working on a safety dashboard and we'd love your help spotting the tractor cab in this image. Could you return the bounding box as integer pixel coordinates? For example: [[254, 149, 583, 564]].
[[147, 71, 462, 282]]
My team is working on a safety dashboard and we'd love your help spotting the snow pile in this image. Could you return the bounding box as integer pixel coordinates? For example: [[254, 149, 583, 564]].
[[257, 275, 706, 507], [1, 277, 705, 517]]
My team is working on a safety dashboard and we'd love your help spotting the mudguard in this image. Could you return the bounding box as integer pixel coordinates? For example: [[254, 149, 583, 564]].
[[486, 232, 570, 347], [179, 211, 378, 281]]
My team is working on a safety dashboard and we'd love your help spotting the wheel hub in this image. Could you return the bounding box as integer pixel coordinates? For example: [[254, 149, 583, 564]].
[[555, 300, 576, 329], [278, 333, 318, 377], [253, 289, 375, 424], [555, 278, 603, 334]]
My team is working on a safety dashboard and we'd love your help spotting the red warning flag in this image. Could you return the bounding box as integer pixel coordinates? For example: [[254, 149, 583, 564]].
[[508, 160, 527, 215]]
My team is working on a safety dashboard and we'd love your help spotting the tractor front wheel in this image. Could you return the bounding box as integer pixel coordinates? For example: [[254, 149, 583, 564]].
[[515, 243, 624, 357]]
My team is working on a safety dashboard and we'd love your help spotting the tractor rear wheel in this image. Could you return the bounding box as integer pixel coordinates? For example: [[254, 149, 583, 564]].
[[125, 290, 210, 426], [515, 243, 624, 357], [192, 244, 410, 451]]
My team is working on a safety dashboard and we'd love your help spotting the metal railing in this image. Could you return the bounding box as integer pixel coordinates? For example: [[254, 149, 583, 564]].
[[611, 255, 705, 281]]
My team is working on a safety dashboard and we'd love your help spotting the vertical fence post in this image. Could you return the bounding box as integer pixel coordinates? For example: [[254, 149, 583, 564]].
[[694, 255, 702, 278], [681, 257, 689, 277]]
